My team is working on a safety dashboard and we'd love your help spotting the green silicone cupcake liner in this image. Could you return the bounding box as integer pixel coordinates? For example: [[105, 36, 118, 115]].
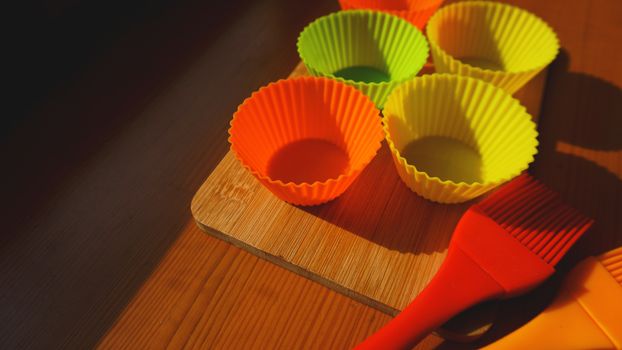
[[297, 10, 429, 108]]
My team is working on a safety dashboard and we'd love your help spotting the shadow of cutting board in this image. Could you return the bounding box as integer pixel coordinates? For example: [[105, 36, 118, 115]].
[[191, 62, 547, 335]]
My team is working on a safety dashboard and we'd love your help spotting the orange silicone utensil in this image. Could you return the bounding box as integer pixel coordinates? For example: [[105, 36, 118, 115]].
[[338, 0, 443, 29], [356, 174, 594, 349], [482, 247, 622, 350], [228, 76, 383, 206]]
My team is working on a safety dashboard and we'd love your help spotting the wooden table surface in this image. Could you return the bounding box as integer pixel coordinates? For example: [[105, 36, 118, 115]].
[[1, 0, 620, 349]]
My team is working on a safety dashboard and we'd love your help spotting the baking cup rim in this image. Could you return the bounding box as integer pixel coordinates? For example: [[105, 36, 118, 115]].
[[228, 76, 384, 190], [338, 0, 444, 14], [382, 73, 539, 188], [426, 0, 560, 76], [296, 9, 430, 89]]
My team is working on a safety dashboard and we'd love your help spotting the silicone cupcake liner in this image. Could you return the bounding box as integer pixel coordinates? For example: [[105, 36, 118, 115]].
[[426, 1, 559, 94], [382, 74, 538, 203], [338, 0, 443, 29], [297, 10, 429, 108], [229, 76, 384, 206]]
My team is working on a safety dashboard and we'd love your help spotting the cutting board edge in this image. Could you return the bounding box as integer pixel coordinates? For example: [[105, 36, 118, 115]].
[[193, 218, 400, 317]]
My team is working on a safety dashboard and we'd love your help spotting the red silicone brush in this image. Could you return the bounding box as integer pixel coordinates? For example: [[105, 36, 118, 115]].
[[356, 174, 594, 350]]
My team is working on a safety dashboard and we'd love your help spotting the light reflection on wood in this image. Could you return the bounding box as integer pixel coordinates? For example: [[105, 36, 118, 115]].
[[556, 141, 622, 181]]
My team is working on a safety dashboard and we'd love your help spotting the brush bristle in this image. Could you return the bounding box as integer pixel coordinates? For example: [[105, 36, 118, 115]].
[[598, 247, 622, 285], [476, 174, 593, 266]]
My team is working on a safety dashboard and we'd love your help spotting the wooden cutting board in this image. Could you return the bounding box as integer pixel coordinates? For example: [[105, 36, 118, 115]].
[[191, 62, 546, 320]]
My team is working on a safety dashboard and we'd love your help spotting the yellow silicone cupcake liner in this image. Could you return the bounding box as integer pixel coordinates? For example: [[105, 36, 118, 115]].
[[426, 1, 559, 94], [383, 74, 538, 203], [229, 76, 384, 206], [297, 10, 429, 108]]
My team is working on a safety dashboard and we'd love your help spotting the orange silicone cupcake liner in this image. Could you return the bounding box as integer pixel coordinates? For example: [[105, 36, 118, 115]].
[[338, 0, 443, 29], [229, 76, 384, 206]]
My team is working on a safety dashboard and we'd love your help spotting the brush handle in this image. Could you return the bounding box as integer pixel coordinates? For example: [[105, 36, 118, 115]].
[[355, 245, 505, 350]]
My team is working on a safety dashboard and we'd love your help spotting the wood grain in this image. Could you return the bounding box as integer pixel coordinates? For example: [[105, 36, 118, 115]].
[[105, 0, 622, 346], [98, 221, 449, 350], [1, 0, 619, 349], [190, 59, 547, 317]]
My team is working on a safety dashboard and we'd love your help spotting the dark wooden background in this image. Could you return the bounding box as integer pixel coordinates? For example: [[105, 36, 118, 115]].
[[1, 0, 620, 349]]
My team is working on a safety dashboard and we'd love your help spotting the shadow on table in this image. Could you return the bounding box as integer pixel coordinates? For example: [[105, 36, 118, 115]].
[[302, 46, 620, 348], [301, 80, 489, 255], [303, 142, 474, 255], [0, 0, 342, 348], [318, 47, 622, 348], [452, 49, 622, 349], [531, 48, 622, 262]]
